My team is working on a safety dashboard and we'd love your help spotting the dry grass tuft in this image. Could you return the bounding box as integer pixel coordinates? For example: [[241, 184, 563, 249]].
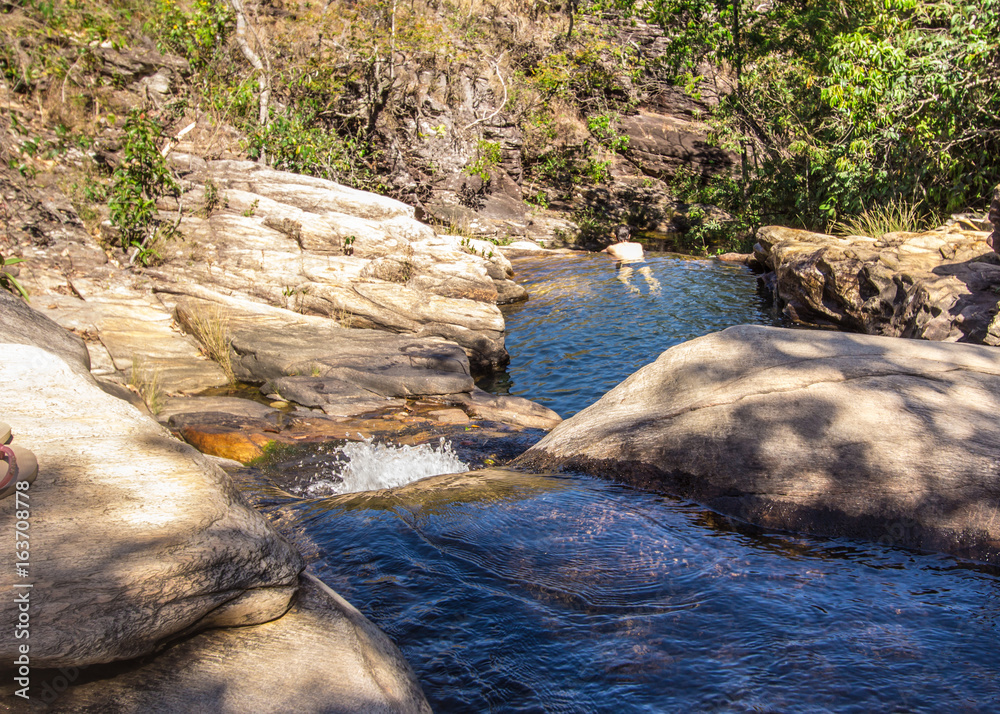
[[185, 305, 236, 384], [832, 200, 929, 238], [129, 356, 163, 414]]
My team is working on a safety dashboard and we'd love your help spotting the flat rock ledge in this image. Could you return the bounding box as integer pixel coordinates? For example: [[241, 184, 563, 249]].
[[753, 224, 1000, 344], [515, 325, 1000, 565]]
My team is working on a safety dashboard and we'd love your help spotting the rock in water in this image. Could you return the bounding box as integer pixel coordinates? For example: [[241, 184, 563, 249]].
[[515, 325, 1000, 564], [753, 224, 1000, 343], [0, 343, 303, 669]]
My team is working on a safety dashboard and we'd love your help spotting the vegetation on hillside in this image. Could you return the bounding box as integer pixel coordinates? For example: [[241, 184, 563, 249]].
[[0, 0, 996, 260], [616, 0, 1000, 235]]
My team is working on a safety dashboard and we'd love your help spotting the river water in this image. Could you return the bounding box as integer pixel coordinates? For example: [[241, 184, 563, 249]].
[[251, 253, 1000, 712]]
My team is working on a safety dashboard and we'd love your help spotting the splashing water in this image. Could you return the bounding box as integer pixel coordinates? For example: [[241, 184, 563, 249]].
[[304, 437, 469, 496]]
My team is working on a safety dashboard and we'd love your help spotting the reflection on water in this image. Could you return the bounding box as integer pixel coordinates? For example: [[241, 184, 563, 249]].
[[251, 471, 1000, 713], [252, 252, 1000, 712], [487, 252, 778, 417]]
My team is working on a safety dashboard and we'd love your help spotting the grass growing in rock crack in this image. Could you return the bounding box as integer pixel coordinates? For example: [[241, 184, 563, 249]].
[[186, 305, 235, 384], [832, 200, 929, 238], [129, 356, 163, 414]]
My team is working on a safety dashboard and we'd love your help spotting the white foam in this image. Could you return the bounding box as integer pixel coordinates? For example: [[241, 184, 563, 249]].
[[305, 437, 469, 496]]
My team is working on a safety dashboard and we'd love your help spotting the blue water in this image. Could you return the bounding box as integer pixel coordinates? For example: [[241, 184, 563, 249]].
[[248, 252, 1000, 713], [490, 253, 778, 417]]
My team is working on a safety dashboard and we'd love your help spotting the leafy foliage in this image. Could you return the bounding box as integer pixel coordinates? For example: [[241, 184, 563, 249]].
[[107, 110, 178, 265], [0, 252, 28, 299], [464, 140, 503, 182], [147, 0, 233, 69], [615, 0, 1000, 233]]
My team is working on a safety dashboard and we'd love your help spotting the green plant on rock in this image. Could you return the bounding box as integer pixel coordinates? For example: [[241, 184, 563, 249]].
[[0, 252, 28, 300], [464, 140, 503, 183], [108, 110, 179, 265], [587, 113, 628, 153], [202, 178, 223, 216]]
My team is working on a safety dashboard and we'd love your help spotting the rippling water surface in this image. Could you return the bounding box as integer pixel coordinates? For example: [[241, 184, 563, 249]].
[[257, 252, 1000, 712]]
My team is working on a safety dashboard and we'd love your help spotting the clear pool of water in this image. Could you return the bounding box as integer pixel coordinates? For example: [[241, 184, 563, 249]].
[[485, 252, 779, 417], [249, 252, 1000, 712]]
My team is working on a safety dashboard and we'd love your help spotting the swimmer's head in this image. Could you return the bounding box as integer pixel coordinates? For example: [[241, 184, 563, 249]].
[[615, 225, 630, 243]]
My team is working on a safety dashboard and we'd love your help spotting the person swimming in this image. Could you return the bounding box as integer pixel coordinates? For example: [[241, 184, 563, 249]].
[[602, 225, 645, 262], [601, 225, 660, 295]]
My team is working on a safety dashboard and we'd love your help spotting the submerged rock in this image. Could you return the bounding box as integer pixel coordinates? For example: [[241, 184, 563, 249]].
[[516, 325, 1000, 565]]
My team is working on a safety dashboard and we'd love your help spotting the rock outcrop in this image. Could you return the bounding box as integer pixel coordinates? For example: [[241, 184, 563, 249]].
[[516, 325, 1000, 564], [0, 337, 433, 711], [619, 111, 733, 180], [148, 158, 513, 372], [36, 573, 432, 714], [0, 343, 303, 669], [752, 224, 1000, 344]]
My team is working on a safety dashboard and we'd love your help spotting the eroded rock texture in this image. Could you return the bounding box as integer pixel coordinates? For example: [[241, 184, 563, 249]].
[[753, 225, 1000, 344]]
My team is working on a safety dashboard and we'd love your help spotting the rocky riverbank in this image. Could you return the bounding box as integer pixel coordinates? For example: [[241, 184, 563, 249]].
[[0, 153, 561, 709], [0, 302, 432, 711], [751, 216, 1000, 345], [516, 324, 1000, 566]]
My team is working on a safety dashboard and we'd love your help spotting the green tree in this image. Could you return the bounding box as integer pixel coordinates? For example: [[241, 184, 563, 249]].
[[613, 0, 1000, 233]]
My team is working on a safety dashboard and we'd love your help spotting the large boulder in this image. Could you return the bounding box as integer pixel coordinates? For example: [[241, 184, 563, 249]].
[[753, 224, 1000, 343], [619, 111, 734, 180], [0, 343, 303, 669], [35, 573, 432, 714], [516, 325, 1000, 564], [152, 159, 511, 372]]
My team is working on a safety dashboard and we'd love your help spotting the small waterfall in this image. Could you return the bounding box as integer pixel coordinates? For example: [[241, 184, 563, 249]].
[[303, 437, 469, 496]]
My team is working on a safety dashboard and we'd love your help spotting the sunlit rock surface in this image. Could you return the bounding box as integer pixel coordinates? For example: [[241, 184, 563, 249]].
[[153, 158, 512, 371], [0, 343, 303, 669], [516, 325, 1000, 564], [753, 224, 1000, 344]]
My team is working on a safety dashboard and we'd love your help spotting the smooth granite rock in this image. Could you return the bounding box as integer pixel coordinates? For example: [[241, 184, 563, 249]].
[[0, 343, 303, 669], [516, 325, 1000, 564], [0, 289, 91, 378], [14, 573, 432, 714]]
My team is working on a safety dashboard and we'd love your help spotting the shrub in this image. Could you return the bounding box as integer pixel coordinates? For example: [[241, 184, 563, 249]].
[[107, 110, 179, 265]]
